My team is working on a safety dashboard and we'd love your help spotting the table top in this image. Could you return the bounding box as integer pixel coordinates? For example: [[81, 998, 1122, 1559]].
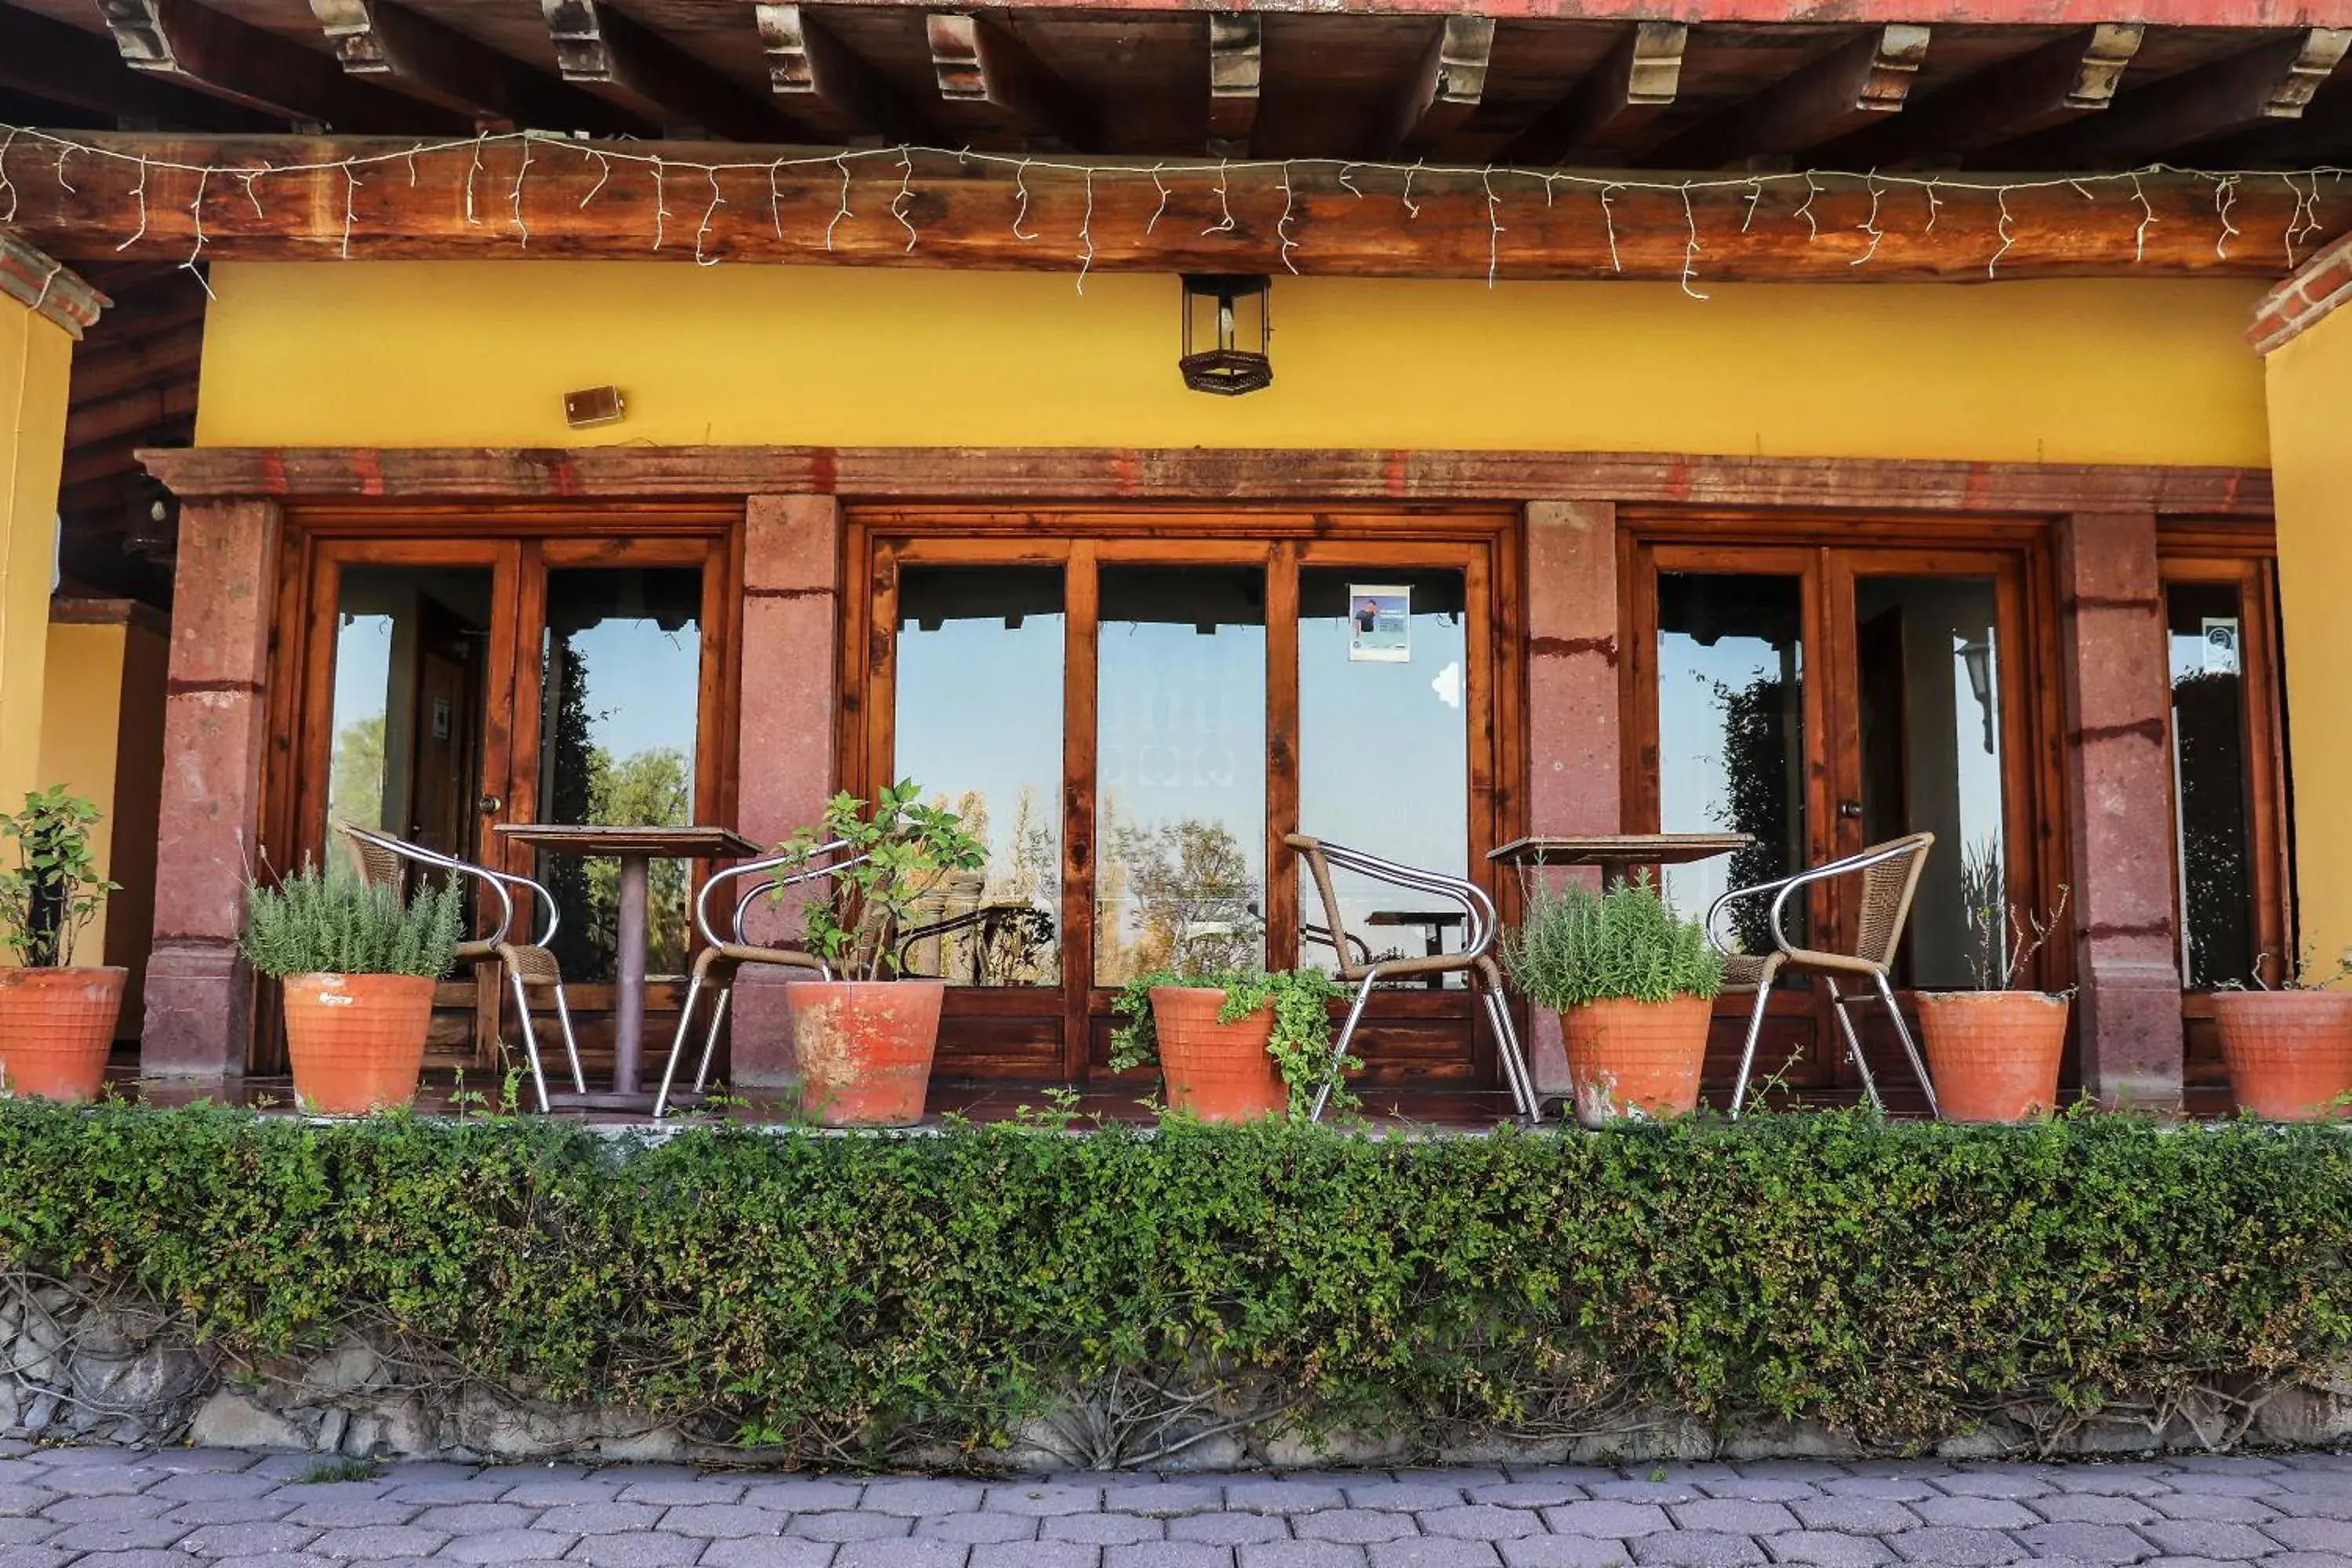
[[1487, 833, 1755, 868], [1367, 909, 1468, 927], [495, 823, 762, 858]]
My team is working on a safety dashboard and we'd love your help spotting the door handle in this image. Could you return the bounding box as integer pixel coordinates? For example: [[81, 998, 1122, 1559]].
[[478, 793, 504, 815], [1838, 800, 1864, 820]]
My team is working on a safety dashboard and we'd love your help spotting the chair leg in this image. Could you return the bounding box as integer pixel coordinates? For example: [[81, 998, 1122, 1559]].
[[693, 987, 731, 1094], [652, 968, 708, 1121], [1728, 981, 1775, 1120], [550, 985, 587, 1094], [1873, 971, 1941, 1120], [506, 967, 553, 1114], [1824, 978, 1885, 1112], [1472, 962, 1537, 1123], [1310, 975, 1381, 1122]]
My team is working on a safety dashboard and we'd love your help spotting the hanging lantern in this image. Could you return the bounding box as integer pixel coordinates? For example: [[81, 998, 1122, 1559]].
[[1178, 274, 1272, 395]]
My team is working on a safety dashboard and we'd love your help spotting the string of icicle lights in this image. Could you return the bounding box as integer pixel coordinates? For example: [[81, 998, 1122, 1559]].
[[1, 122, 2344, 302]]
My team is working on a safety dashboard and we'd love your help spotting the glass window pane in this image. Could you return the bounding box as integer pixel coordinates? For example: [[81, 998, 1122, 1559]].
[[1657, 573, 1807, 951], [325, 565, 494, 866], [539, 566, 702, 982], [2168, 580, 2257, 989], [1096, 565, 1266, 983], [1852, 575, 2005, 989], [1296, 568, 1469, 983], [892, 565, 1065, 986]]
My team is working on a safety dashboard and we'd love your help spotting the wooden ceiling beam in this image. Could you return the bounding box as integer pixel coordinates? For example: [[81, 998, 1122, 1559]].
[[1377, 15, 1496, 157], [308, 0, 644, 133], [754, 3, 933, 143], [1819, 24, 2143, 168], [1990, 25, 2352, 166], [927, 12, 1097, 150], [93, 0, 441, 132], [1648, 23, 1934, 168], [8, 133, 2329, 282], [1504, 21, 1685, 165], [1205, 12, 1260, 155], [2191, 73, 2352, 161], [715, 0, 2345, 24], [541, 0, 797, 140], [0, 1, 274, 129]]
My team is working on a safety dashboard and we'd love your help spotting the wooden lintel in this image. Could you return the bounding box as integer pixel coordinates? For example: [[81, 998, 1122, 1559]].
[[1994, 26, 2352, 165], [1380, 15, 1497, 157], [1821, 24, 2143, 168], [1206, 12, 1261, 155], [927, 12, 1098, 150], [1652, 23, 1933, 168], [94, 0, 441, 132], [307, 0, 643, 133], [540, 0, 796, 141], [1504, 21, 1685, 165], [133, 444, 2274, 520], [5, 135, 2332, 285], [0, 2, 274, 132], [754, 4, 933, 143]]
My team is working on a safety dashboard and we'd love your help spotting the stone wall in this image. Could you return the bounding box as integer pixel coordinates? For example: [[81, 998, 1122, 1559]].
[[9, 1273, 2352, 1468]]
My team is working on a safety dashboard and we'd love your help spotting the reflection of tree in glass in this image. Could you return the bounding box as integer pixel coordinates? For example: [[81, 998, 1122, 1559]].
[[1105, 815, 1261, 980], [1711, 672, 1797, 955], [2172, 669, 2252, 988], [1959, 836, 2005, 989], [328, 713, 387, 833]]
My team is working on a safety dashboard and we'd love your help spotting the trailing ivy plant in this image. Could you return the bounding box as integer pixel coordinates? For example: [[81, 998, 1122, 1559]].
[[241, 865, 463, 980], [780, 782, 988, 982], [1109, 967, 1347, 1117], [1502, 873, 1722, 1010], [0, 787, 119, 968]]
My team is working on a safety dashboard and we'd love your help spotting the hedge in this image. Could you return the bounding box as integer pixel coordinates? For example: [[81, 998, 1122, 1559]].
[[2, 1100, 2349, 1462]]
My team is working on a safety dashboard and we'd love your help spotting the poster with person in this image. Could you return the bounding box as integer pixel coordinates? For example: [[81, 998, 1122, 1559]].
[[1348, 586, 1410, 662]]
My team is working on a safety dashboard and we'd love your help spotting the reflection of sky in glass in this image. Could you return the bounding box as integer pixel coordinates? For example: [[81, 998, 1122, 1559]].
[[327, 615, 394, 833], [1658, 632, 1793, 917], [1948, 628, 2003, 863], [564, 619, 700, 766], [893, 610, 1065, 877], [1097, 615, 1265, 861]]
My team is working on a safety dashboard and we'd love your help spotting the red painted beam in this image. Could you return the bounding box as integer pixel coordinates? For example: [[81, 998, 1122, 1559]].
[[818, 0, 2352, 27]]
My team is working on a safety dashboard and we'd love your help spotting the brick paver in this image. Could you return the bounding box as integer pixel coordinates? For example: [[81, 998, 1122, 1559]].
[[0, 1448, 2350, 1564]]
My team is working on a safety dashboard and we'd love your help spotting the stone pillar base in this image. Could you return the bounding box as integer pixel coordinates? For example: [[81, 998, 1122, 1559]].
[[2076, 956, 2187, 1112], [140, 938, 253, 1082]]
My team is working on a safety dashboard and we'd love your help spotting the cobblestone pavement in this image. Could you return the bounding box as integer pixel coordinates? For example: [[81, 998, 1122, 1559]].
[[4, 1448, 2352, 1568]]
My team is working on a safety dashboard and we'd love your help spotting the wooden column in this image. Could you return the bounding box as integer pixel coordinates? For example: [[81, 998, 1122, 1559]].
[[2056, 510, 2185, 1111], [727, 493, 841, 1091], [1522, 500, 1622, 1096], [142, 498, 281, 1083]]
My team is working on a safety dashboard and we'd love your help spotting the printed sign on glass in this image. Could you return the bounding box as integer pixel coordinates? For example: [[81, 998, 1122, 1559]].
[[1348, 586, 1410, 663]]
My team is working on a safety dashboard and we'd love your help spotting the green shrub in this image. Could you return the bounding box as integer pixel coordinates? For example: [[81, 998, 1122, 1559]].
[[1503, 875, 1723, 1009], [1, 1104, 2348, 1464], [241, 866, 464, 979]]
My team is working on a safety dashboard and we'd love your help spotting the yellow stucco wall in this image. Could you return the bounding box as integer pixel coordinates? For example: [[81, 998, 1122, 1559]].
[[0, 300, 72, 850], [196, 263, 2271, 466], [2267, 308, 2352, 977], [38, 621, 125, 970]]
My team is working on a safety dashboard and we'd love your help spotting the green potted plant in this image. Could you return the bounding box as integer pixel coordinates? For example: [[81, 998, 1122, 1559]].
[[1502, 875, 1722, 1127], [779, 782, 986, 1127], [1109, 965, 1345, 1121], [2211, 949, 2352, 1121], [1915, 850, 2071, 1122], [241, 866, 463, 1115], [0, 788, 125, 1103]]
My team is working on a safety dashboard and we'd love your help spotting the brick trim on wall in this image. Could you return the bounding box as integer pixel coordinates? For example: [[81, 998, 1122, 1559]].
[[2248, 234, 2352, 357]]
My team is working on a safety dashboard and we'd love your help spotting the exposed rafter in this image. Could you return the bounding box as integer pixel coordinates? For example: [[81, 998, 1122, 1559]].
[[308, 0, 643, 133], [1504, 21, 1685, 165], [541, 0, 798, 141], [1990, 25, 2351, 166], [1378, 15, 1496, 156], [754, 3, 932, 143], [1650, 23, 1933, 169], [927, 12, 1098, 150], [1206, 12, 1261, 155], [93, 0, 440, 132], [0, 1, 273, 130], [1819, 24, 2142, 168]]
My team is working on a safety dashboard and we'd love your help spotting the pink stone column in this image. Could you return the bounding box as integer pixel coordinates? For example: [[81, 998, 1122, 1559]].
[[142, 498, 281, 1084], [727, 493, 842, 1091], [1520, 500, 1623, 1096], [2056, 510, 2184, 1111]]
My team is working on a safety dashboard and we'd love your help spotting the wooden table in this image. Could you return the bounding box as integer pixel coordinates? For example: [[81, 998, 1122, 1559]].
[[494, 823, 760, 1102], [1487, 833, 1755, 887]]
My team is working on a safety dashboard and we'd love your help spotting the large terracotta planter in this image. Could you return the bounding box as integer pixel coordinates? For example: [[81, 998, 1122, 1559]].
[[2212, 989, 2352, 1121], [784, 978, 946, 1127], [0, 966, 127, 1103], [281, 972, 434, 1115], [1149, 985, 1287, 1123], [1915, 989, 2071, 1123], [1560, 995, 1711, 1127]]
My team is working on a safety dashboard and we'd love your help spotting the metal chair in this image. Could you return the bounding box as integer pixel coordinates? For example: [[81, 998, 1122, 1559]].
[[1286, 833, 1539, 1124], [332, 820, 588, 1112], [651, 838, 869, 1119], [1706, 831, 1940, 1119]]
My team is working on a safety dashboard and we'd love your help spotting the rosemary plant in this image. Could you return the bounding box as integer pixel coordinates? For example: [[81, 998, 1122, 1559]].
[[241, 866, 464, 980], [1501, 874, 1723, 1010]]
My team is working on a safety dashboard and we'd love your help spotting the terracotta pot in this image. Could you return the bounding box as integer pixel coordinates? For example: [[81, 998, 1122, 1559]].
[[1915, 989, 2071, 1123], [0, 966, 127, 1104], [784, 978, 946, 1127], [2212, 989, 2352, 1121], [281, 972, 434, 1116], [1150, 985, 1287, 1123], [1560, 995, 1712, 1127]]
